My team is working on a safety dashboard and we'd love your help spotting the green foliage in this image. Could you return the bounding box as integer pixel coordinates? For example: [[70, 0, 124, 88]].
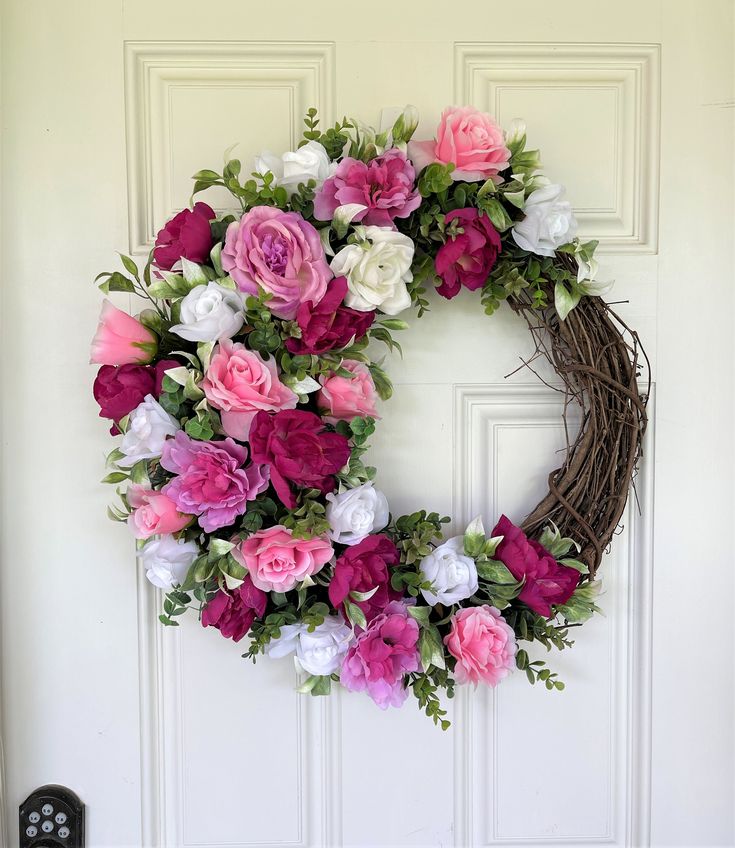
[[409, 666, 455, 730], [515, 649, 565, 691], [418, 162, 455, 196]]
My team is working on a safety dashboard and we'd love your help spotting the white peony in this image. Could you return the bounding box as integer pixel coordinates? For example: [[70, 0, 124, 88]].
[[512, 184, 578, 257], [419, 536, 479, 606], [330, 225, 414, 315], [266, 618, 353, 676], [140, 534, 198, 589], [325, 482, 390, 546], [170, 281, 244, 342], [119, 395, 179, 466], [255, 140, 335, 196]]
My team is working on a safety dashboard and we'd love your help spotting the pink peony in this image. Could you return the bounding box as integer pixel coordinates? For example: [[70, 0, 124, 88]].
[[126, 484, 192, 539], [160, 431, 269, 532], [90, 300, 158, 366], [285, 276, 375, 356], [317, 360, 379, 423], [409, 106, 511, 182], [201, 576, 268, 642], [444, 605, 517, 686], [201, 340, 297, 440], [340, 601, 420, 709], [491, 515, 580, 618], [233, 525, 333, 593], [313, 148, 421, 228], [435, 208, 502, 299], [222, 206, 332, 319], [93, 359, 178, 434], [154, 202, 215, 270], [328, 534, 401, 622]]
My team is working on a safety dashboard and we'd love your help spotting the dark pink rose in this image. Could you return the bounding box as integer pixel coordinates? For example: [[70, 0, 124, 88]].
[[285, 276, 375, 355], [201, 576, 268, 642], [491, 515, 580, 618], [435, 208, 501, 299], [93, 359, 179, 434], [314, 148, 421, 228], [153, 202, 215, 270], [249, 409, 351, 509], [329, 534, 401, 622]]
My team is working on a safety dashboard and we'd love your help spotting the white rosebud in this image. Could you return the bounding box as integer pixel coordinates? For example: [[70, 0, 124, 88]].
[[330, 226, 414, 316], [326, 482, 390, 546], [266, 618, 354, 677], [512, 184, 578, 257], [170, 281, 245, 343], [255, 140, 335, 196], [419, 536, 479, 606], [140, 534, 198, 589], [119, 395, 179, 466]]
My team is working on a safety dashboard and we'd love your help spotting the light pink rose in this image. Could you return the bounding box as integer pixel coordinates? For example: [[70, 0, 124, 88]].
[[444, 605, 517, 687], [127, 485, 192, 539], [201, 340, 298, 440], [233, 525, 333, 593], [222, 206, 332, 319], [409, 106, 511, 183], [90, 300, 158, 366], [317, 360, 379, 424]]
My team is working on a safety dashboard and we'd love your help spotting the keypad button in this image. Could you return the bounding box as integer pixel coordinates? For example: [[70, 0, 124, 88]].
[[41, 803, 54, 816], [28, 810, 41, 823], [25, 825, 38, 837], [42, 819, 54, 832], [59, 825, 71, 838], [56, 811, 68, 824]]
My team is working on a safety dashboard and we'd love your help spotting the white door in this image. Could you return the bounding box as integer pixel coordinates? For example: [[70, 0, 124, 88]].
[[2, 2, 733, 847]]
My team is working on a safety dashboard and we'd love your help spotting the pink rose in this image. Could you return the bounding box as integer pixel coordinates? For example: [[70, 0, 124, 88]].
[[201, 576, 268, 642], [126, 484, 192, 539], [153, 202, 215, 270], [90, 300, 158, 366], [161, 431, 270, 532], [340, 601, 420, 709], [435, 208, 501, 299], [409, 106, 511, 182], [233, 525, 333, 593], [317, 360, 379, 423], [313, 148, 421, 228], [222, 206, 332, 319], [444, 605, 517, 687], [201, 340, 297, 440]]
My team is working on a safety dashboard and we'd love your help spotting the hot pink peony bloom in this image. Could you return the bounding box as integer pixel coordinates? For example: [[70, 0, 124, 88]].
[[317, 360, 379, 424], [444, 605, 517, 686], [222, 206, 332, 319], [409, 106, 511, 182], [328, 534, 401, 622], [340, 601, 420, 709], [233, 525, 333, 593], [491, 515, 580, 618], [160, 431, 269, 532], [249, 409, 351, 509], [154, 202, 215, 270], [126, 484, 192, 539], [201, 340, 297, 440], [93, 359, 178, 434], [90, 300, 158, 366], [201, 576, 268, 642], [285, 276, 375, 356], [313, 148, 421, 228], [435, 208, 502, 299]]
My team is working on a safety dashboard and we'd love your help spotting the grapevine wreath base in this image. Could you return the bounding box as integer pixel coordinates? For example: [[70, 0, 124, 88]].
[[91, 105, 647, 727]]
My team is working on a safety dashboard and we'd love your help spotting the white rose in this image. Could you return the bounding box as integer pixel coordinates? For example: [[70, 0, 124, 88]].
[[266, 624, 302, 659], [255, 140, 335, 196], [512, 184, 578, 257], [266, 618, 354, 676], [170, 281, 244, 342], [140, 534, 198, 589], [330, 225, 414, 316], [419, 536, 478, 606], [325, 482, 390, 546], [119, 395, 179, 466]]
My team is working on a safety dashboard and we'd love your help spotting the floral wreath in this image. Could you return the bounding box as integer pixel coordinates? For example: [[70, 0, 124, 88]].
[[91, 106, 648, 728]]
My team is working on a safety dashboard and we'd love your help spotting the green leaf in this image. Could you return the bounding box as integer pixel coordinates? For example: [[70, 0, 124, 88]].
[[209, 538, 235, 558], [118, 253, 140, 279], [407, 605, 431, 625], [419, 625, 446, 671], [559, 558, 590, 575], [478, 198, 513, 232], [101, 471, 128, 484], [475, 559, 516, 584], [554, 281, 582, 321], [344, 600, 367, 631], [463, 515, 486, 557]]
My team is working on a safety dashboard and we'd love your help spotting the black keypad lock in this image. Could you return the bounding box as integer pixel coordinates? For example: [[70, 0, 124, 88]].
[[19, 785, 84, 848]]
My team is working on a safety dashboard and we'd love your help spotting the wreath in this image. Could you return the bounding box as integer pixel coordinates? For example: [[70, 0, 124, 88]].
[[91, 105, 647, 728]]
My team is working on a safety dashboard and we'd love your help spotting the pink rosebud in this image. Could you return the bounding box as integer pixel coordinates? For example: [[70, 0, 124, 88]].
[[317, 360, 379, 424], [126, 484, 192, 539], [444, 605, 517, 687], [90, 300, 158, 366]]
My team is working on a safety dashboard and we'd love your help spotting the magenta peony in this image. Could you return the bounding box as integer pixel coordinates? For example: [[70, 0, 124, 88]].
[[444, 605, 517, 686], [90, 300, 158, 366], [249, 409, 351, 509], [435, 208, 501, 299], [93, 359, 178, 434], [161, 431, 269, 532], [201, 576, 268, 642], [491, 515, 580, 618], [153, 202, 215, 270], [328, 534, 401, 622], [313, 148, 421, 228], [317, 360, 379, 423]]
